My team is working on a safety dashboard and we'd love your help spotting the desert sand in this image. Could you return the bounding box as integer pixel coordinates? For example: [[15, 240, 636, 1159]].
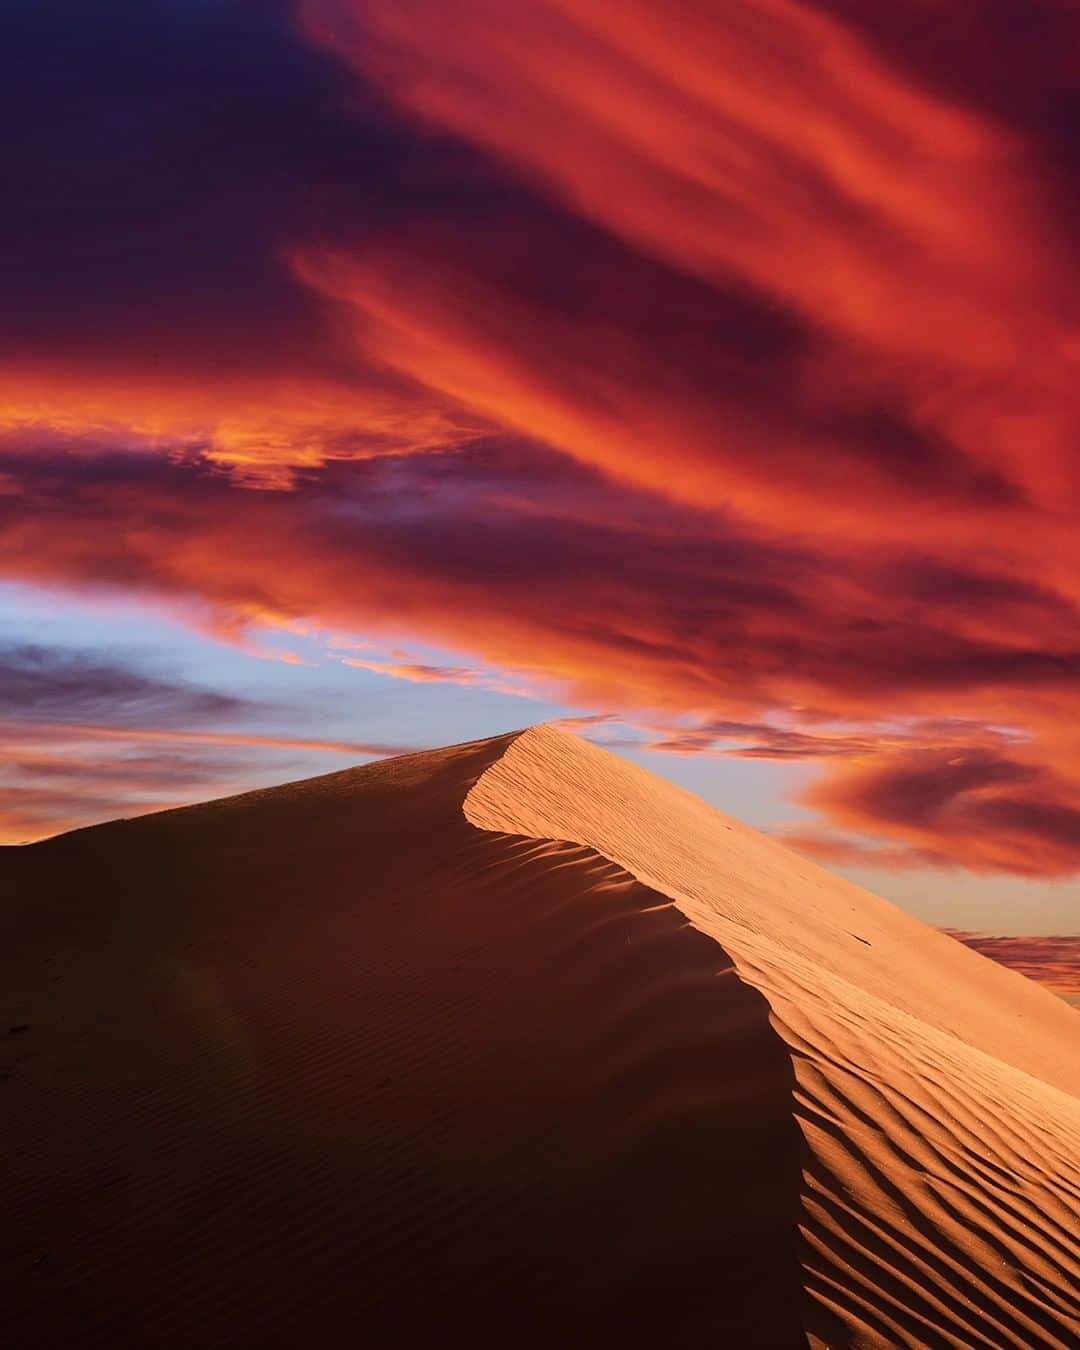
[[2, 724, 1077, 1347]]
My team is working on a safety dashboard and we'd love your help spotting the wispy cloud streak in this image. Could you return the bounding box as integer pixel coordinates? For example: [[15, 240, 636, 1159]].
[[0, 1, 1078, 887]]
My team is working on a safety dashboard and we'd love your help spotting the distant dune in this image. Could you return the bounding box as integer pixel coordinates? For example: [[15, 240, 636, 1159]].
[[2, 725, 1077, 1348]]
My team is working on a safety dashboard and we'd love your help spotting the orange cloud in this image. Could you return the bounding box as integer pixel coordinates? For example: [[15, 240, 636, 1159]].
[[0, 364, 482, 488], [2, 445, 1077, 872], [0, 721, 409, 759], [796, 745, 1080, 877], [2, 2, 1078, 885], [0, 719, 411, 844], [0, 642, 413, 841], [341, 654, 537, 697], [301, 0, 1080, 571]]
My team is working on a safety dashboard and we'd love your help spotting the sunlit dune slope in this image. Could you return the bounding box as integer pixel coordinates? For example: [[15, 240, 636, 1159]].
[[2, 725, 1077, 1349], [468, 727, 1080, 1349]]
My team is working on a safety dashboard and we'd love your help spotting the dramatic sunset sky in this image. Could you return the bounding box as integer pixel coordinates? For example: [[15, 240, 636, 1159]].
[[4, 2, 1078, 951]]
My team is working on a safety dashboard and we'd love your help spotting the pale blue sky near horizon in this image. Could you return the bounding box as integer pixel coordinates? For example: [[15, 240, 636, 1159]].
[[6, 581, 1076, 937]]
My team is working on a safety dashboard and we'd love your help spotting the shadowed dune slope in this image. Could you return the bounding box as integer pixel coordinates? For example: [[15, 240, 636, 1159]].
[[1, 730, 806, 1348], [466, 726, 1080, 1349]]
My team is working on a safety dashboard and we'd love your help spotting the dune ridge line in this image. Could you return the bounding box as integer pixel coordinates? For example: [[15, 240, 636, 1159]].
[[2, 723, 1077, 1348], [465, 724, 1080, 1349], [3, 726, 809, 1346]]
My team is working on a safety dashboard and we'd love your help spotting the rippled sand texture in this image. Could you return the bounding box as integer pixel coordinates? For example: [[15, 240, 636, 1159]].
[[3, 724, 1077, 1347], [467, 726, 1080, 1349]]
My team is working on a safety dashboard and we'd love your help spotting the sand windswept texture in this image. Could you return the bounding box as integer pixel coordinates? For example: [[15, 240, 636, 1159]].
[[468, 728, 1080, 1348], [2, 726, 1078, 1348]]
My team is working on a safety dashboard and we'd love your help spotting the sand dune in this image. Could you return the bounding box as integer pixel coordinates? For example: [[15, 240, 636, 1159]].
[[2, 726, 1077, 1347]]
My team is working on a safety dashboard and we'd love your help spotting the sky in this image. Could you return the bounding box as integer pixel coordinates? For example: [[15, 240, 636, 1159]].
[[3, 1, 1078, 945]]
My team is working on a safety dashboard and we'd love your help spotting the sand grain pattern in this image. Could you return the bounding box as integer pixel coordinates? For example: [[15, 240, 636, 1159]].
[[2, 725, 1077, 1348]]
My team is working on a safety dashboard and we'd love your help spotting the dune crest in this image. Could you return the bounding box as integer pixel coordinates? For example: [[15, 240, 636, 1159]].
[[3, 730, 806, 1346], [467, 726, 1080, 1348], [2, 725, 1077, 1347]]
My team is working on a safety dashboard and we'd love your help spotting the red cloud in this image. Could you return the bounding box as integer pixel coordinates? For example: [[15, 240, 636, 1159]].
[[300, 0, 1080, 570], [0, 642, 413, 840], [2, 445, 1077, 872], [1, 3, 1078, 884], [0, 720, 413, 842], [0, 365, 480, 489], [797, 746, 1080, 877], [342, 655, 533, 696]]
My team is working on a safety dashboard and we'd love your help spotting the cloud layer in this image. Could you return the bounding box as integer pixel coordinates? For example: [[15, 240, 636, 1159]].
[[0, 642, 408, 841], [2, 2, 1078, 884]]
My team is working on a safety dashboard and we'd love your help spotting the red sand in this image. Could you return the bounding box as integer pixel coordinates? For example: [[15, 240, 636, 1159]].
[[2, 725, 1077, 1347]]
